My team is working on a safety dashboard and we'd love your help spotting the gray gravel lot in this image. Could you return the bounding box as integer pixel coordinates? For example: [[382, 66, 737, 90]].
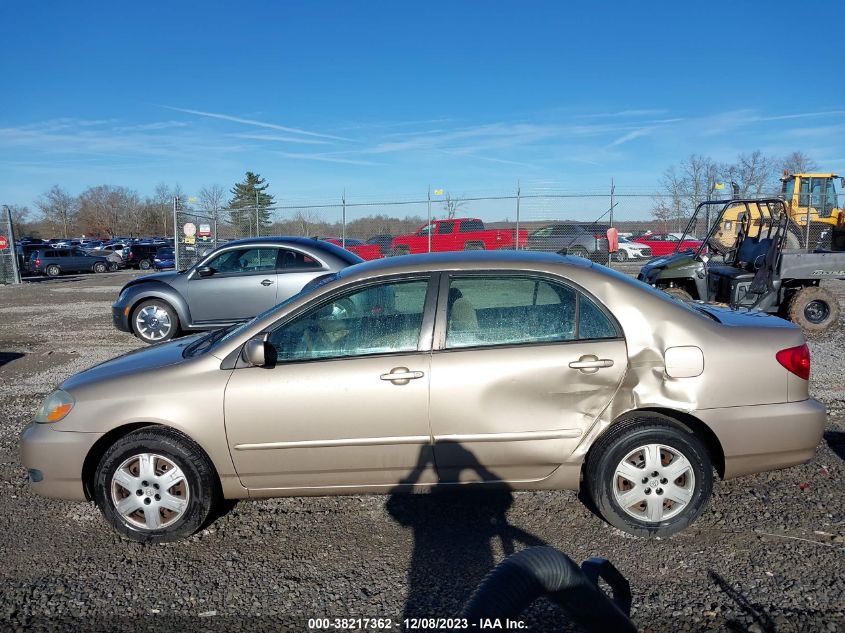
[[1, 270, 843, 632]]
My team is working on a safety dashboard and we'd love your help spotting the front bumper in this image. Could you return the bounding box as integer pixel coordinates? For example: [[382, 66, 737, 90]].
[[697, 398, 826, 479], [19, 422, 103, 500], [112, 303, 132, 332]]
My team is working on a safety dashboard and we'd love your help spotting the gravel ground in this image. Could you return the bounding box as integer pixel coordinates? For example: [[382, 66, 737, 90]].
[[0, 270, 843, 633]]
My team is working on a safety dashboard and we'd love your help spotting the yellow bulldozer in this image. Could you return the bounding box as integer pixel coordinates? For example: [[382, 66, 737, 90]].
[[712, 172, 844, 250]]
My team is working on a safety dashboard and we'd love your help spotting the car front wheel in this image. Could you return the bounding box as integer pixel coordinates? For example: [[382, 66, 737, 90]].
[[614, 250, 628, 262], [93, 428, 218, 543], [586, 417, 713, 537], [132, 299, 179, 343]]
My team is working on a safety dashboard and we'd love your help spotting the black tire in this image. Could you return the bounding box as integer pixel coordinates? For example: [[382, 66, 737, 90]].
[[93, 428, 219, 543], [93, 262, 107, 274], [139, 258, 152, 270], [391, 246, 410, 257], [568, 246, 589, 259], [45, 264, 61, 277], [108, 261, 119, 272], [787, 286, 840, 334], [663, 286, 694, 303], [785, 231, 802, 250], [132, 299, 180, 344], [464, 241, 485, 251], [585, 416, 713, 537], [614, 250, 628, 262]]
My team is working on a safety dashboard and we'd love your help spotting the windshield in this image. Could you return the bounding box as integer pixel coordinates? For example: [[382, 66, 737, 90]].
[[183, 272, 339, 357]]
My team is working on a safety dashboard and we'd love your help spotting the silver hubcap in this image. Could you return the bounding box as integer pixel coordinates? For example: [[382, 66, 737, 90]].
[[135, 305, 172, 340], [612, 443, 695, 522], [111, 453, 189, 530]]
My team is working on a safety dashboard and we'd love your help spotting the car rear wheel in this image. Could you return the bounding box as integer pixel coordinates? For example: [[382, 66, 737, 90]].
[[132, 299, 179, 344], [586, 417, 713, 537], [139, 259, 152, 270], [45, 264, 61, 277], [93, 428, 218, 543], [93, 262, 107, 273], [568, 246, 589, 259], [108, 261, 119, 272], [788, 286, 840, 334]]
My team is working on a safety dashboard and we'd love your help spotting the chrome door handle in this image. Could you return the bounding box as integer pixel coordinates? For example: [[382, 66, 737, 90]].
[[380, 367, 425, 384], [260, 279, 274, 286], [569, 355, 614, 372]]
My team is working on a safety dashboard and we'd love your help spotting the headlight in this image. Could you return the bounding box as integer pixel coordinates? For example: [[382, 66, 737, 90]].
[[35, 390, 75, 424]]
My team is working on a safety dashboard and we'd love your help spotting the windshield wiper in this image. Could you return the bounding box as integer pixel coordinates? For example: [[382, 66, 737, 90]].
[[183, 324, 239, 357]]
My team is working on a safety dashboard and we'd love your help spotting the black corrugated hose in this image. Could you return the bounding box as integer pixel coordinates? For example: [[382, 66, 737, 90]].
[[460, 546, 636, 632]]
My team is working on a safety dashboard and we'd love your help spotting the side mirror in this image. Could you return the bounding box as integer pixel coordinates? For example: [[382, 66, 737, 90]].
[[197, 265, 215, 277], [241, 338, 267, 367]]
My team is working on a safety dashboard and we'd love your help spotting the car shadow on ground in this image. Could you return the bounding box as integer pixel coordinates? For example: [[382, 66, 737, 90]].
[[0, 352, 25, 368], [823, 431, 845, 461], [385, 444, 549, 624], [709, 570, 776, 632]]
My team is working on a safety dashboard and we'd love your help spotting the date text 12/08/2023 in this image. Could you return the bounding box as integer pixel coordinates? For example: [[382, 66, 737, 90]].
[[307, 617, 528, 630]]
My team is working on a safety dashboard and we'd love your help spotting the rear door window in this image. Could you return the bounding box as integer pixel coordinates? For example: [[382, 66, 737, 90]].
[[443, 275, 618, 349]]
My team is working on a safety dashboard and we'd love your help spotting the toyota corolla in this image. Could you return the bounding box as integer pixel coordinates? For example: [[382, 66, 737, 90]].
[[20, 252, 825, 542]]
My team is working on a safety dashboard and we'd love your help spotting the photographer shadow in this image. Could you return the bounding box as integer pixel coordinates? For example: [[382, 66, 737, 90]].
[[385, 444, 547, 623]]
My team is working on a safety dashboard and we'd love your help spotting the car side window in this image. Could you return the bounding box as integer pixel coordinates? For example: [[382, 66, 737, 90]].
[[205, 248, 278, 274], [445, 276, 576, 348], [268, 279, 429, 362], [578, 295, 618, 339], [277, 248, 322, 271], [444, 276, 618, 349], [439, 222, 454, 235]]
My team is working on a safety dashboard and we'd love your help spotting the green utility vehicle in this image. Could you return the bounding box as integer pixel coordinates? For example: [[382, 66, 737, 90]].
[[638, 198, 844, 333]]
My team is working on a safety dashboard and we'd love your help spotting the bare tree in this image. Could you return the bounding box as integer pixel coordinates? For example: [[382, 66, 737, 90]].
[[35, 185, 79, 238], [780, 151, 818, 175], [6, 204, 32, 237], [442, 193, 467, 219], [292, 208, 322, 236], [77, 185, 141, 237], [198, 184, 226, 232], [729, 150, 776, 197]]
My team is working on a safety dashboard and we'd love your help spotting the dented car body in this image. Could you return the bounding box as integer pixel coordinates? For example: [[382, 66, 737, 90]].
[[21, 251, 825, 540]]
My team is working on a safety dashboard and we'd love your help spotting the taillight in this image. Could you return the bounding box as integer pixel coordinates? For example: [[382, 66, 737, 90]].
[[35, 258, 41, 267], [776, 344, 810, 380], [128, 252, 134, 259]]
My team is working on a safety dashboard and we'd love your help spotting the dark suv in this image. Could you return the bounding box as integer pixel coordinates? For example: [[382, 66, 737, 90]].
[[125, 243, 164, 270], [29, 248, 110, 277], [526, 224, 610, 262]]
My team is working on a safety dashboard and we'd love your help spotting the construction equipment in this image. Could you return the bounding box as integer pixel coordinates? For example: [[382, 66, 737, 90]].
[[712, 173, 844, 250], [639, 198, 845, 333]]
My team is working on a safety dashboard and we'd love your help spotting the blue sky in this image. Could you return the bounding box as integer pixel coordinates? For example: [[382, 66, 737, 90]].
[[2, 0, 844, 211]]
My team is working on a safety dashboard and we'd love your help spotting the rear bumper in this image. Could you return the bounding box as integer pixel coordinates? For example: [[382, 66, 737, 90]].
[[19, 422, 102, 501], [697, 398, 826, 479]]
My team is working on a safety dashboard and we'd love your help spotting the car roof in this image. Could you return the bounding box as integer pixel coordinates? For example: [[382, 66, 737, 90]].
[[337, 249, 591, 279]]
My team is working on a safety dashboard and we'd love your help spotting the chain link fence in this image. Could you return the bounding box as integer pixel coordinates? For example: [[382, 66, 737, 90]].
[[163, 187, 845, 271], [0, 206, 21, 285]]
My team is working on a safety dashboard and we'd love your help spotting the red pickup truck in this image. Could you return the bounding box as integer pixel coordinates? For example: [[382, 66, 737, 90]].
[[391, 218, 528, 254]]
